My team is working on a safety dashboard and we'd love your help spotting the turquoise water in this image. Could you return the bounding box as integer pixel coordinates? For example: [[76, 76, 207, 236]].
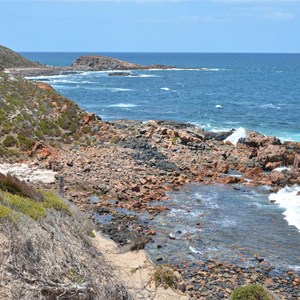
[[22, 52, 300, 141]]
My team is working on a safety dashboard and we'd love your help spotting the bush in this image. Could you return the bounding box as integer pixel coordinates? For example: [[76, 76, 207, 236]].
[[17, 134, 35, 150], [153, 265, 178, 289], [230, 284, 276, 300], [2, 135, 17, 147], [0, 172, 43, 201], [42, 191, 71, 215], [2, 192, 46, 220]]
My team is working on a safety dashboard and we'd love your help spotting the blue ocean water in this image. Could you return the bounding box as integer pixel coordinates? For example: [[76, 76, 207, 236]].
[[21, 52, 300, 141]]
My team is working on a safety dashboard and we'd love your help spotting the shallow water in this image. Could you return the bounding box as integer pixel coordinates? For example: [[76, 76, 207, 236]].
[[143, 184, 300, 274]]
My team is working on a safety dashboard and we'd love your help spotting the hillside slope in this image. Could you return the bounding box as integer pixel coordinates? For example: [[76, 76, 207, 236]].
[[0, 45, 41, 68], [0, 173, 131, 300], [0, 71, 103, 159]]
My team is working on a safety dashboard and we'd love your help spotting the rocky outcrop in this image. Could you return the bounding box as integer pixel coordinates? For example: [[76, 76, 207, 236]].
[[71, 55, 175, 71]]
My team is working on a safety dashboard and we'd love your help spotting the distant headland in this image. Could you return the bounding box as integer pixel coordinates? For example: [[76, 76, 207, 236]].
[[0, 45, 175, 77]]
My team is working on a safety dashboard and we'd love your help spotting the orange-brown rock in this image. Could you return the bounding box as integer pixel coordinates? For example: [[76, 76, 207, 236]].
[[36, 82, 54, 91], [242, 167, 264, 180], [218, 176, 240, 184], [270, 171, 285, 184]]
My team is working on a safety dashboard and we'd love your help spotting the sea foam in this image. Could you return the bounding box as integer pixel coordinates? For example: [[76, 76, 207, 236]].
[[108, 103, 137, 108], [269, 185, 300, 231], [224, 127, 248, 146]]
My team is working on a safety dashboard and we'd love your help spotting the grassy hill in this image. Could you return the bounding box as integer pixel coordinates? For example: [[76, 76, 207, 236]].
[[0, 45, 41, 68], [0, 71, 97, 159]]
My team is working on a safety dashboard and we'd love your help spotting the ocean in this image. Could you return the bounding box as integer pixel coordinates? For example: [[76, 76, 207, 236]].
[[21, 52, 300, 274], [21, 52, 300, 142]]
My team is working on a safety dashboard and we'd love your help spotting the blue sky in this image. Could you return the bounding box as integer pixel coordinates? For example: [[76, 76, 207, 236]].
[[0, 0, 299, 52]]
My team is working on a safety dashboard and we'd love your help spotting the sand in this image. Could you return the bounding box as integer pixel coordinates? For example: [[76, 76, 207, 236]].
[[92, 232, 189, 300]]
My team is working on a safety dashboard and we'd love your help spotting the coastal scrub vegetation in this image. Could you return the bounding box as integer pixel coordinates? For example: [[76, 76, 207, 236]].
[[230, 284, 276, 300], [0, 173, 132, 299], [0, 71, 91, 158]]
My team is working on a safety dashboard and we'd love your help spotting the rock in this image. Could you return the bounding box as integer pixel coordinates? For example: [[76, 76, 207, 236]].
[[169, 233, 176, 239], [265, 162, 281, 170], [219, 176, 240, 184], [71, 55, 175, 71], [269, 171, 285, 184], [108, 72, 134, 76], [36, 82, 55, 91], [293, 154, 300, 170], [242, 167, 264, 180]]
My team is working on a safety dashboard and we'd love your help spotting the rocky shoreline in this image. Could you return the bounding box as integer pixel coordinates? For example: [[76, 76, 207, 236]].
[[5, 54, 176, 77], [20, 118, 300, 299]]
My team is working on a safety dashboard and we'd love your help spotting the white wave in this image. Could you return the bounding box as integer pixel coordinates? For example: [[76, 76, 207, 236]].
[[137, 74, 161, 78], [201, 68, 224, 71], [269, 185, 300, 231], [0, 163, 56, 184], [25, 74, 70, 80], [110, 88, 134, 92], [215, 104, 222, 108], [161, 87, 170, 91], [224, 127, 248, 146], [188, 245, 201, 254], [108, 103, 138, 108], [261, 103, 281, 110], [273, 166, 291, 172]]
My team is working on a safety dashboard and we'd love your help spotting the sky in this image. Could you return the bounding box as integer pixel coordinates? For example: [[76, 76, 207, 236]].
[[0, 0, 299, 53]]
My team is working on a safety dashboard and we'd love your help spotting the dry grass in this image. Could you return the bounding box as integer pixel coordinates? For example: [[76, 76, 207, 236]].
[[0, 209, 132, 300]]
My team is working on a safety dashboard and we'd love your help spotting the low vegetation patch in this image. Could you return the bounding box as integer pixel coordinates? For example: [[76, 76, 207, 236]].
[[230, 284, 276, 300], [153, 265, 177, 289]]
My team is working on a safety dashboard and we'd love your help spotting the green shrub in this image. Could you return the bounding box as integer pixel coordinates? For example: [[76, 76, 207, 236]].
[[2, 192, 46, 220], [82, 126, 91, 134], [42, 191, 71, 215], [17, 134, 35, 150], [230, 284, 275, 300], [2, 135, 17, 147], [0, 203, 19, 222], [110, 135, 119, 144], [153, 265, 176, 288]]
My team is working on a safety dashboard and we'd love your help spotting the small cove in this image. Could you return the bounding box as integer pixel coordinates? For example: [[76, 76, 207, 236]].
[[142, 183, 300, 275]]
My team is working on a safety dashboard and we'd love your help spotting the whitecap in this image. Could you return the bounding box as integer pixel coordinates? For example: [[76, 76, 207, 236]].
[[273, 166, 291, 172], [109, 88, 134, 92], [224, 127, 248, 146], [261, 103, 281, 110], [201, 68, 225, 71], [269, 185, 300, 231], [108, 103, 138, 108], [215, 104, 222, 108], [161, 87, 170, 91]]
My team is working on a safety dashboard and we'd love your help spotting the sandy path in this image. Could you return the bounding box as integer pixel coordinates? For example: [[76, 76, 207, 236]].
[[92, 232, 189, 300]]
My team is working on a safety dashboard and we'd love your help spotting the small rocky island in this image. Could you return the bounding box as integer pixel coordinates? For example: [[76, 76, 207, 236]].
[[71, 55, 175, 71], [0, 45, 175, 76]]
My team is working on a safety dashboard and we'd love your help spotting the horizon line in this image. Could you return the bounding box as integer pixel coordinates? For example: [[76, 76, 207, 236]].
[[18, 51, 300, 54]]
